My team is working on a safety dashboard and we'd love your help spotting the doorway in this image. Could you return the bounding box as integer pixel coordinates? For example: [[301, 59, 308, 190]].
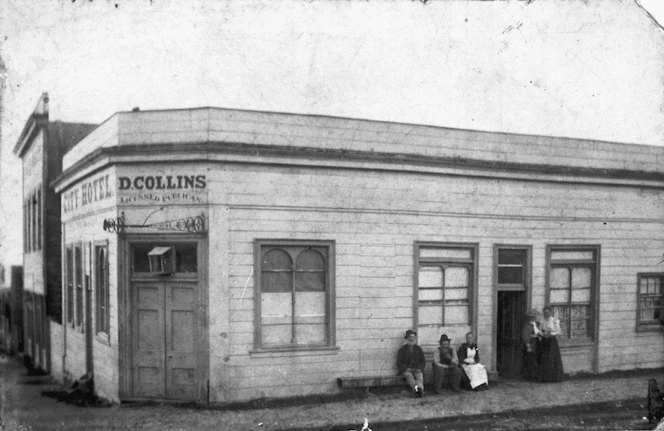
[[127, 239, 204, 401], [496, 291, 525, 378]]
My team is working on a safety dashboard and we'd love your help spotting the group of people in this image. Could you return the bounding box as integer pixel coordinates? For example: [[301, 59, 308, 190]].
[[521, 306, 565, 382], [396, 306, 564, 397], [397, 330, 489, 397]]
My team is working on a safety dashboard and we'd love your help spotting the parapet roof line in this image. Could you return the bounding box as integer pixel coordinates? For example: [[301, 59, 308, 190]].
[[95, 106, 654, 151]]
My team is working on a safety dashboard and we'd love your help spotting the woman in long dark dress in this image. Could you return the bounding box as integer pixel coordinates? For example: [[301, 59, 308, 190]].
[[520, 308, 541, 381], [537, 306, 564, 382]]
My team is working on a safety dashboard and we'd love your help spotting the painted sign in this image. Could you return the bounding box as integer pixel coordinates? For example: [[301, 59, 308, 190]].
[[117, 174, 207, 205], [117, 175, 206, 191], [63, 173, 113, 214]]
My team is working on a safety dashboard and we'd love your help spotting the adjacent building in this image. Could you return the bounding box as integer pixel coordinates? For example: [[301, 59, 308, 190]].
[[13, 93, 97, 376], [48, 107, 664, 404]]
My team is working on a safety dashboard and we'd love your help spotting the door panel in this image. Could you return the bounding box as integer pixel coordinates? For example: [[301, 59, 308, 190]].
[[132, 281, 198, 400], [165, 282, 197, 399], [133, 284, 166, 398]]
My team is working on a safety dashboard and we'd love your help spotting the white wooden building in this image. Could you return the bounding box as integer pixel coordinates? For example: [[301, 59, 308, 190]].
[[51, 107, 664, 404]]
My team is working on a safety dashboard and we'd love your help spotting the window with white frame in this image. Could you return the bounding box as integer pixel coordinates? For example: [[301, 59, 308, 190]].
[[415, 243, 476, 331], [637, 273, 663, 330], [256, 241, 334, 350], [547, 246, 599, 341]]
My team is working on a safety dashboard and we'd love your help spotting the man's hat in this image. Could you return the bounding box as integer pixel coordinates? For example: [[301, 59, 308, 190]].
[[404, 329, 417, 339], [439, 334, 451, 343]]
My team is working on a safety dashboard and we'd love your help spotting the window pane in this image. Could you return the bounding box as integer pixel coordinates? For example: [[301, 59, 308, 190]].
[[132, 244, 152, 272], [295, 249, 325, 270], [261, 289, 299, 346], [571, 305, 588, 319], [261, 292, 292, 324], [75, 247, 82, 284], [498, 267, 523, 285], [294, 292, 325, 321], [67, 249, 74, 280], [294, 271, 325, 292], [445, 288, 468, 301], [550, 267, 569, 288], [419, 305, 443, 326], [640, 299, 654, 321], [642, 277, 662, 295], [175, 244, 197, 273], [262, 325, 292, 346], [419, 267, 443, 288], [262, 249, 292, 270], [570, 319, 589, 338], [569, 305, 590, 338], [294, 324, 326, 344], [552, 306, 569, 337], [445, 305, 469, 325], [262, 271, 292, 293], [419, 289, 443, 301], [420, 248, 471, 260], [572, 267, 591, 289], [550, 289, 569, 303], [294, 292, 326, 344], [498, 249, 524, 265], [640, 297, 661, 321], [654, 278, 662, 294], [551, 251, 594, 261], [656, 300, 661, 320], [445, 267, 468, 288], [571, 288, 590, 303]]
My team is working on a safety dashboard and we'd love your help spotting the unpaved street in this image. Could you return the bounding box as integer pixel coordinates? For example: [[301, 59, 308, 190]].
[[1, 354, 661, 431]]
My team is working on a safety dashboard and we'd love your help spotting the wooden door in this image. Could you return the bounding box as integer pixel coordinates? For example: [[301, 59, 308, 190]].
[[164, 282, 197, 399], [496, 291, 525, 378], [132, 281, 198, 400]]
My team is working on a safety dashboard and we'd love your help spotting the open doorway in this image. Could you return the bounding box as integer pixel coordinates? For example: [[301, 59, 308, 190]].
[[496, 291, 525, 378], [494, 246, 531, 379]]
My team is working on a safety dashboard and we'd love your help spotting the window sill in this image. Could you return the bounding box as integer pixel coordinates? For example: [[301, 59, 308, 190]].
[[250, 345, 340, 358], [635, 324, 664, 333]]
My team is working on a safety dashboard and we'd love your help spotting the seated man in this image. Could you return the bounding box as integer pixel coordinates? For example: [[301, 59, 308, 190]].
[[397, 329, 426, 397], [432, 334, 462, 394], [457, 332, 489, 391]]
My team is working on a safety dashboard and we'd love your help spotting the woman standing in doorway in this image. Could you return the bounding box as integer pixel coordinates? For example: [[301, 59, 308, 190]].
[[520, 309, 541, 381], [538, 306, 564, 382]]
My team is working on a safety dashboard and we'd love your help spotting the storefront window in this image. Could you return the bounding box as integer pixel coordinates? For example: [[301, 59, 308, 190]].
[[547, 246, 599, 341], [415, 243, 477, 333]]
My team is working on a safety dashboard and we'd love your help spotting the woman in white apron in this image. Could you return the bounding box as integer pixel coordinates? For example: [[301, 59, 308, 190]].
[[457, 332, 489, 391]]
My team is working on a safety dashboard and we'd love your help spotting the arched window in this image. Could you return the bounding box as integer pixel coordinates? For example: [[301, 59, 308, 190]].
[[258, 242, 334, 349]]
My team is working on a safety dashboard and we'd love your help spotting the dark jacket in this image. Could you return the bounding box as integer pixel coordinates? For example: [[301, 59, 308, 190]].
[[397, 344, 427, 375], [457, 343, 480, 364]]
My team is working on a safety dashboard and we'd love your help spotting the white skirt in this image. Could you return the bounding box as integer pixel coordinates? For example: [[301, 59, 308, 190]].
[[461, 363, 489, 389]]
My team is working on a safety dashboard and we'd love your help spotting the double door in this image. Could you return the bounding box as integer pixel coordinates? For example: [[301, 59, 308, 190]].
[[132, 280, 198, 400]]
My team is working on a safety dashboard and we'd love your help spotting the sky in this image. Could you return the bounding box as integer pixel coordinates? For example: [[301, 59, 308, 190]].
[[0, 0, 663, 267]]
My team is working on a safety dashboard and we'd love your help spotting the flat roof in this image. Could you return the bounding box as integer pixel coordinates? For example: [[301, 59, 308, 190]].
[[54, 107, 664, 191]]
